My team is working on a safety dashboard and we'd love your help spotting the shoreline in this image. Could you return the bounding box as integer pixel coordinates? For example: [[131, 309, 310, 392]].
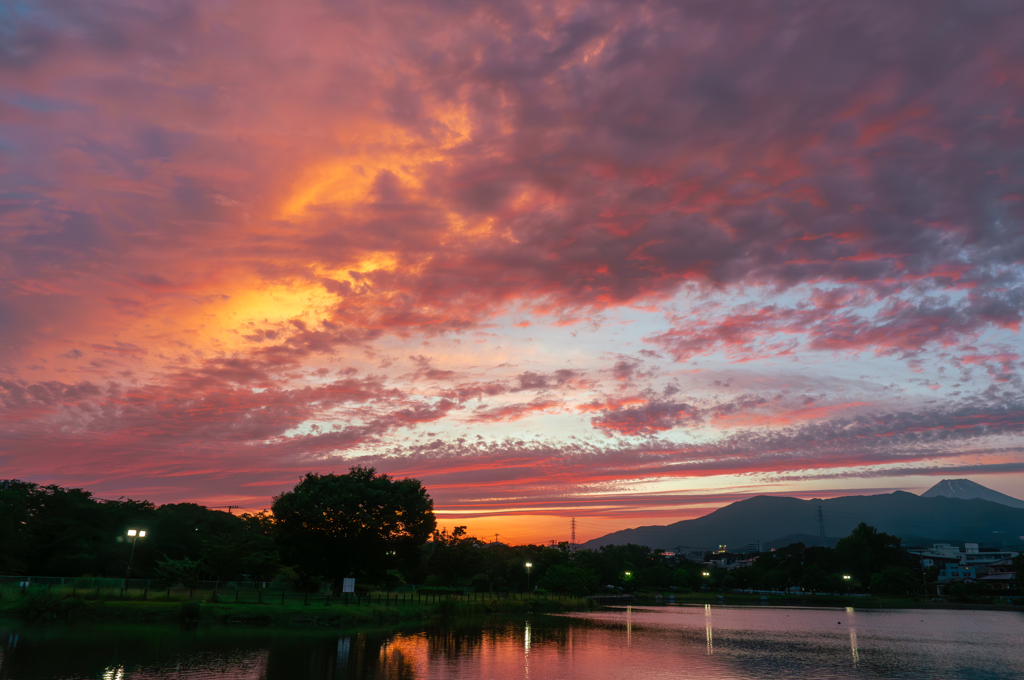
[[0, 590, 597, 629], [623, 592, 1024, 612], [2, 593, 1021, 633]]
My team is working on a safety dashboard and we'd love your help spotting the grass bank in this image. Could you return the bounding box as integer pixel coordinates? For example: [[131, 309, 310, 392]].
[[0, 587, 597, 628]]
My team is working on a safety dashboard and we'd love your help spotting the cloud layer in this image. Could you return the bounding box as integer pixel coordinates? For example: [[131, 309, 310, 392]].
[[2, 0, 1023, 542]]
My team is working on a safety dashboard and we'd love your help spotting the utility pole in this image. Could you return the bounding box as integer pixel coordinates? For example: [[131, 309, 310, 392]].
[[817, 505, 827, 548], [211, 505, 240, 514]]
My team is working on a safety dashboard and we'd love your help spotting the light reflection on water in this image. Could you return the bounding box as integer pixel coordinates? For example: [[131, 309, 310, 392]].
[[2, 606, 1023, 679], [705, 603, 713, 655], [847, 606, 859, 665]]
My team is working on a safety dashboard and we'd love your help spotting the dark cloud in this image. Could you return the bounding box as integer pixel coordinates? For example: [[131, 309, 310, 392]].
[[591, 400, 702, 435], [648, 289, 1024, 362], [612, 360, 638, 382], [469, 399, 562, 423], [513, 370, 581, 391]]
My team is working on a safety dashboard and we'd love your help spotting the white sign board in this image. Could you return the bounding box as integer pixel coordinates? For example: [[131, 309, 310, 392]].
[[342, 578, 355, 593]]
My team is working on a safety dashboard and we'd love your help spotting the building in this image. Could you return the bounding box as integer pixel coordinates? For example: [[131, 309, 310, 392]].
[[911, 543, 1019, 595], [938, 563, 976, 582], [959, 544, 1019, 569], [909, 543, 1019, 571]]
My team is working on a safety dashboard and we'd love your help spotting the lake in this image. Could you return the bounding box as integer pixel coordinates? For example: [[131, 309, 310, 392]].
[[2, 605, 1022, 679]]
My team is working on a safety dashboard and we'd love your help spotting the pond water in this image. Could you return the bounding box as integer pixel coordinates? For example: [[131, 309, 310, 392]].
[[2, 605, 1022, 679]]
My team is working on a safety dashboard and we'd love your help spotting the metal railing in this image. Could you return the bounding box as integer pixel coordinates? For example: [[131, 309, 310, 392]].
[[0, 578, 576, 607], [0, 575, 152, 589]]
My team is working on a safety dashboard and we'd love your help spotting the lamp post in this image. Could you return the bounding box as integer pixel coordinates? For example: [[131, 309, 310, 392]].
[[126, 529, 146, 580], [385, 549, 397, 592], [525, 562, 533, 592], [843, 574, 851, 595]]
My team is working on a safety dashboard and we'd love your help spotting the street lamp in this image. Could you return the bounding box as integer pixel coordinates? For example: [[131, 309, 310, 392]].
[[525, 562, 533, 592], [126, 529, 146, 580], [702, 571, 710, 577], [843, 574, 851, 594]]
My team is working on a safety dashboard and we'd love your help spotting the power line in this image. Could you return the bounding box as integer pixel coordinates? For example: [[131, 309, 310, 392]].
[[210, 505, 240, 514]]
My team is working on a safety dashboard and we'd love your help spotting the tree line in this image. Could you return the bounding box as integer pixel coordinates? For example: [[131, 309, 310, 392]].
[[0, 471, 943, 596]]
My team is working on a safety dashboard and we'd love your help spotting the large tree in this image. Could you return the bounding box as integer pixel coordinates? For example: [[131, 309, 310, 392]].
[[271, 467, 436, 591], [835, 522, 908, 585]]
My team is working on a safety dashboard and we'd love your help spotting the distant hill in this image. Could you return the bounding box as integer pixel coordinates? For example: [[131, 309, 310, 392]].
[[580, 490, 1024, 551], [920, 479, 1024, 509]]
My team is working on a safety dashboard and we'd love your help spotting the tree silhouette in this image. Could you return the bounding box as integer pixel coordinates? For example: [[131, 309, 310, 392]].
[[272, 467, 436, 592]]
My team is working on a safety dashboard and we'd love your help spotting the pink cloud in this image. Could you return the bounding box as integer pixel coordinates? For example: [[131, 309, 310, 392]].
[[1, 0, 1023, 538]]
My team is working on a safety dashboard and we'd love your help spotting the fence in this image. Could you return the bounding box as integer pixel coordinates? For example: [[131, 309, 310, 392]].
[[0, 578, 573, 607], [0, 575, 152, 589], [0, 576, 328, 591]]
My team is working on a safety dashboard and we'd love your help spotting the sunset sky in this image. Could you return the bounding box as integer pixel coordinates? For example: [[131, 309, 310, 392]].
[[2, 0, 1023, 545]]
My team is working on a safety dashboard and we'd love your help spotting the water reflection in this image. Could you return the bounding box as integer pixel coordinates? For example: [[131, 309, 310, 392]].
[[846, 606, 859, 665], [336, 637, 350, 674], [523, 620, 531, 680], [705, 604, 713, 655], [2, 607, 1023, 679]]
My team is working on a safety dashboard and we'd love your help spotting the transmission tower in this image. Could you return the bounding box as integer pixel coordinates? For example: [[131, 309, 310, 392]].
[[817, 505, 827, 547], [569, 518, 578, 559]]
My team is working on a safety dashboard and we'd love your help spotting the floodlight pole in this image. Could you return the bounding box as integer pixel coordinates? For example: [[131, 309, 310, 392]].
[[126, 529, 146, 580]]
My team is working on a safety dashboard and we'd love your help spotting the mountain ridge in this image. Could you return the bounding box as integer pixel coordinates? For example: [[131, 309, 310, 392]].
[[580, 483, 1024, 551], [921, 478, 1024, 508]]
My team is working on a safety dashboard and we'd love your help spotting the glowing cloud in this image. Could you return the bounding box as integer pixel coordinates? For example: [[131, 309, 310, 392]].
[[2, 0, 1023, 542]]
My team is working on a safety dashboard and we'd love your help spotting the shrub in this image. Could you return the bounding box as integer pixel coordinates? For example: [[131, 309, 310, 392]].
[[15, 590, 87, 622], [870, 566, 919, 597], [274, 566, 322, 592], [536, 565, 599, 595], [154, 557, 203, 589]]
